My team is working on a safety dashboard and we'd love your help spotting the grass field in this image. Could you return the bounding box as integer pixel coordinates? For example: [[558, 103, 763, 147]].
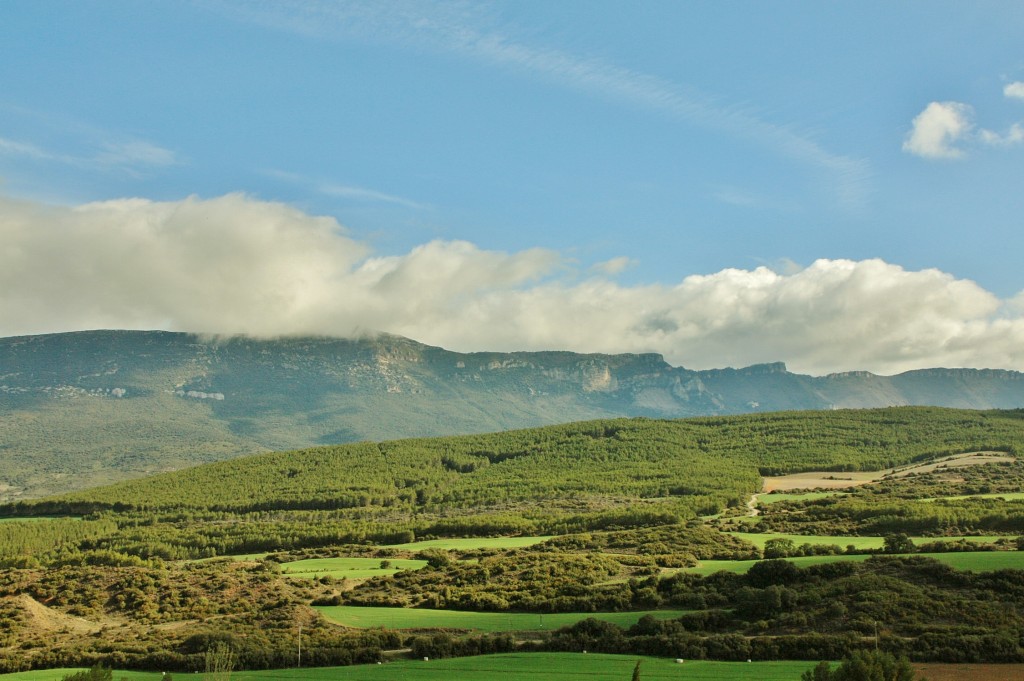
[[921, 492, 1024, 502], [728, 532, 1008, 551], [756, 492, 846, 505], [728, 532, 883, 550], [5, 656, 1024, 681], [686, 554, 872, 576], [281, 557, 428, 579], [316, 606, 691, 631], [197, 536, 552, 566], [383, 536, 553, 552], [0, 654, 819, 681], [685, 551, 1024, 576]]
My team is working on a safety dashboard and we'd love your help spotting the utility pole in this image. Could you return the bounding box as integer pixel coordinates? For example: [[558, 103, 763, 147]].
[[298, 623, 302, 668]]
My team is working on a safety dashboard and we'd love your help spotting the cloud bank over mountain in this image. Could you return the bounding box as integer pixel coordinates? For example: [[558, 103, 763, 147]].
[[2, 193, 1022, 376]]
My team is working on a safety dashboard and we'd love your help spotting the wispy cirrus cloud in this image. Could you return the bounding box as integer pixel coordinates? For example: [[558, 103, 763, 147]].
[[0, 131, 178, 176], [0, 136, 69, 163], [203, 0, 869, 209], [0, 104, 179, 178], [263, 169, 425, 209]]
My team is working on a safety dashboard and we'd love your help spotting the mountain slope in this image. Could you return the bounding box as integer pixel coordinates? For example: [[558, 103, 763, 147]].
[[2, 330, 1024, 500]]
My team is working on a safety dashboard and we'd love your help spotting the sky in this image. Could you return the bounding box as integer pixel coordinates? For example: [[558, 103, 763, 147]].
[[1, 1, 1023, 376]]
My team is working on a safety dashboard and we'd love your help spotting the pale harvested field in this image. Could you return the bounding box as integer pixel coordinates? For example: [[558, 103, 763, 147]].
[[761, 451, 1014, 493]]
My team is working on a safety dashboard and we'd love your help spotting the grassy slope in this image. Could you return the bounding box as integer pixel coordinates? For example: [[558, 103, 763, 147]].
[[686, 550, 1024, 576], [282, 557, 428, 579], [727, 532, 1009, 550], [316, 606, 692, 631], [384, 537, 554, 551]]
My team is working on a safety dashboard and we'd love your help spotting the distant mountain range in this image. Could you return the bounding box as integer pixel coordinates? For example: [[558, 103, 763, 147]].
[[2, 329, 1023, 501]]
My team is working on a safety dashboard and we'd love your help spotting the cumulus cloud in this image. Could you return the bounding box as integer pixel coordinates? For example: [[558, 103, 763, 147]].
[[979, 123, 1024, 147], [1005, 82, 1024, 100], [905, 85, 1024, 157], [902, 102, 973, 159], [2, 193, 1023, 376]]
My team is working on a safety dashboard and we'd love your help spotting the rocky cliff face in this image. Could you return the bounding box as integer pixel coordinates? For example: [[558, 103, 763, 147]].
[[2, 330, 1024, 499]]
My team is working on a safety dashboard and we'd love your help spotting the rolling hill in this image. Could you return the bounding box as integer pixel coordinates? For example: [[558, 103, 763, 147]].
[[2, 330, 1024, 500]]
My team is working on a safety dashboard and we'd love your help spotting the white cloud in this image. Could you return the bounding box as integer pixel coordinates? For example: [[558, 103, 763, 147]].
[[1004, 82, 1024, 100], [591, 257, 636, 276], [903, 101, 974, 159], [2, 193, 1023, 376], [979, 123, 1024, 147]]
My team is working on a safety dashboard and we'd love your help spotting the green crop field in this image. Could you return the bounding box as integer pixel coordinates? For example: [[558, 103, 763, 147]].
[[0, 655, 818, 681], [686, 554, 873, 576], [921, 492, 1024, 503], [282, 557, 428, 579], [728, 532, 1008, 551], [0, 673, 159, 681], [756, 492, 846, 505], [685, 551, 1024, 576], [384, 536, 554, 551], [315, 605, 693, 631], [914, 551, 1024, 572], [728, 532, 883, 550]]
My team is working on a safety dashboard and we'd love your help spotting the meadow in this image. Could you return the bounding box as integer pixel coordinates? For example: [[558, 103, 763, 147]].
[[383, 536, 553, 552], [281, 557, 428, 580], [684, 550, 1024, 576], [3, 656, 1023, 681], [315, 605, 692, 631], [726, 532, 1008, 551], [921, 492, 1024, 502], [755, 492, 844, 505], [0, 654, 820, 681]]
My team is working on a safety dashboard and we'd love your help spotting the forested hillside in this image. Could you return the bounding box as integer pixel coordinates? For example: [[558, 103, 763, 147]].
[[4, 408, 1024, 672], [3, 330, 1024, 501], [4, 407, 1024, 561]]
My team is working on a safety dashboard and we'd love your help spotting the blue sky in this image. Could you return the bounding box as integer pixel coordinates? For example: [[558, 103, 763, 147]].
[[1, 1, 1023, 374]]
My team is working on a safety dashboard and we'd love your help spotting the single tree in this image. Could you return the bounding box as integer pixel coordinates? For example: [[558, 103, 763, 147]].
[[631, 660, 642, 681], [764, 537, 797, 559], [883, 533, 915, 554]]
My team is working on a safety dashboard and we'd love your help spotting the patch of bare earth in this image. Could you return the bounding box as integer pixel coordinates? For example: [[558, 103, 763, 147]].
[[914, 663, 1024, 681], [762, 451, 1013, 493], [10, 593, 103, 634]]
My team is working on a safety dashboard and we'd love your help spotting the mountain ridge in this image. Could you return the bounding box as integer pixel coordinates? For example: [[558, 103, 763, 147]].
[[2, 329, 1023, 500]]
